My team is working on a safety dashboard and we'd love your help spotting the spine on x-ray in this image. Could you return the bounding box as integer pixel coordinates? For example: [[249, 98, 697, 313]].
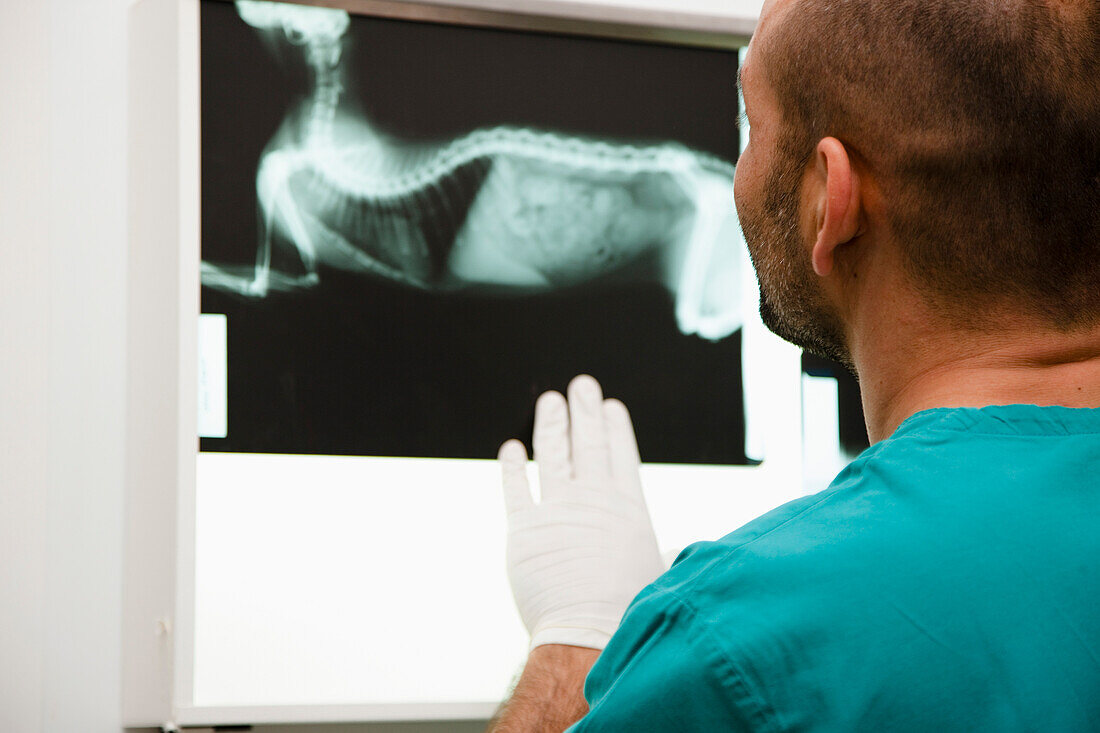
[[303, 41, 342, 149]]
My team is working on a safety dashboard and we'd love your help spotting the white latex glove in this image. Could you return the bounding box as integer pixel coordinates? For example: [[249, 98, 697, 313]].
[[499, 374, 665, 651]]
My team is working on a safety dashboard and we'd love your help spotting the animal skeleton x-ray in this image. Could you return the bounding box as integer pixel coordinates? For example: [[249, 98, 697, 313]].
[[202, 0, 748, 342]]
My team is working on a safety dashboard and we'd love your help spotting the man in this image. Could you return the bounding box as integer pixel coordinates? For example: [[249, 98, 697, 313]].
[[490, 0, 1100, 729]]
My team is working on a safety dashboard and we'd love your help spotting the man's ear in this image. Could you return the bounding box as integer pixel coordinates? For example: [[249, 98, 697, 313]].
[[810, 137, 861, 277]]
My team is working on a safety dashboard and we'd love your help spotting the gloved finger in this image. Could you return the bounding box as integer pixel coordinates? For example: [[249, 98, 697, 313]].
[[603, 398, 643, 491], [499, 439, 533, 513], [533, 390, 571, 493], [567, 375, 611, 481]]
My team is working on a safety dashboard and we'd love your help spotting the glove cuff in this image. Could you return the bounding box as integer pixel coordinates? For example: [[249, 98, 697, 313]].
[[529, 626, 613, 652]]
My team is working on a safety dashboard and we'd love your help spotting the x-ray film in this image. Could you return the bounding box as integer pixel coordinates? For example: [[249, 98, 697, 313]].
[[200, 0, 748, 464]]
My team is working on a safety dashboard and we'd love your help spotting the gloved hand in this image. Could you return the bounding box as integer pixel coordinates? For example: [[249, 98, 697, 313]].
[[499, 375, 665, 651]]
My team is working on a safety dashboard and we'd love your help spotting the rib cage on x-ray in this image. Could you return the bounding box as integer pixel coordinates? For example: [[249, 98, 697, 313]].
[[202, 0, 747, 342]]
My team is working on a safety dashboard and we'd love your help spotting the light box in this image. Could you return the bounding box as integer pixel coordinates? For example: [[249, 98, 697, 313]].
[[124, 0, 816, 727]]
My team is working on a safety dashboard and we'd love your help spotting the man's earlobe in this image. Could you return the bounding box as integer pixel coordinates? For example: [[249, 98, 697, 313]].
[[812, 239, 835, 277]]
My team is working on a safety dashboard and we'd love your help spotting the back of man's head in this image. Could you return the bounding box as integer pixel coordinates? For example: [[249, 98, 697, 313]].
[[762, 0, 1100, 330]]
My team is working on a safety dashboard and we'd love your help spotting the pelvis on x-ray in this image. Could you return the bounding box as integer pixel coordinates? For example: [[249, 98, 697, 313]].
[[202, 0, 746, 341]]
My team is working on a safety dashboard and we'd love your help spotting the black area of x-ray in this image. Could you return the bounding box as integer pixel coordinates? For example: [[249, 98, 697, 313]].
[[199, 0, 749, 464]]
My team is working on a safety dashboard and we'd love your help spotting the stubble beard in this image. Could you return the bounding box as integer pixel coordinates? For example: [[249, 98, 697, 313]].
[[739, 152, 854, 370]]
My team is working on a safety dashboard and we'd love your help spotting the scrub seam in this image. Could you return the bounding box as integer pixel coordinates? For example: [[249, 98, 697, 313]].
[[663, 586, 786, 732]]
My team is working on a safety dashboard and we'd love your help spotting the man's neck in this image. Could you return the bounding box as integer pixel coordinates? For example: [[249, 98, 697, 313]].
[[852, 314, 1100, 443]]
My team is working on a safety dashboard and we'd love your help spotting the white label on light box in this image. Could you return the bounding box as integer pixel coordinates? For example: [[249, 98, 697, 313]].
[[198, 314, 228, 438]]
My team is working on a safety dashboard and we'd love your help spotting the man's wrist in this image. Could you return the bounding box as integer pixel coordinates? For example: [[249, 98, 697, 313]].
[[487, 644, 600, 733], [526, 643, 602, 679]]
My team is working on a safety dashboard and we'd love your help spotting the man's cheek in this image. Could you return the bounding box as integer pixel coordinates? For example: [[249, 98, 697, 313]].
[[733, 168, 753, 231]]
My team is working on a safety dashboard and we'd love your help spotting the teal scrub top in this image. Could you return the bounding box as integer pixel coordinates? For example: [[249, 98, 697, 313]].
[[568, 405, 1100, 732]]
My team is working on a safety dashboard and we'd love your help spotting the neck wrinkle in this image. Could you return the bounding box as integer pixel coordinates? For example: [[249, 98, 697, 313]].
[[855, 320, 1100, 443]]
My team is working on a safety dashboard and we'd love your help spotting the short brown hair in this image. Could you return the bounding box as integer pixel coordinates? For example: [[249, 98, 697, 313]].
[[762, 0, 1100, 328]]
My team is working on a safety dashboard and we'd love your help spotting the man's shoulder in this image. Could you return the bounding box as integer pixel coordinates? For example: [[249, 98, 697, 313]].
[[640, 407, 1002, 643], [658, 423, 927, 600], [659, 403, 1100, 603], [633, 402, 1100, 679], [593, 405, 1100, 731]]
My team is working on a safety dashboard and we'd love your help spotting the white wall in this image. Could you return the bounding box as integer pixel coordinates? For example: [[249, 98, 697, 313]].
[[1, 0, 129, 731], [1, 1, 52, 730]]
